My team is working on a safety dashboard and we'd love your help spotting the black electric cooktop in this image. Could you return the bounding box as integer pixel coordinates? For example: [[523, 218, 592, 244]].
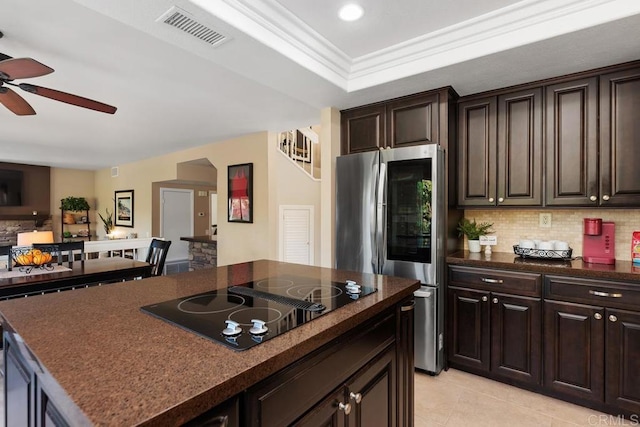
[[141, 275, 377, 351]]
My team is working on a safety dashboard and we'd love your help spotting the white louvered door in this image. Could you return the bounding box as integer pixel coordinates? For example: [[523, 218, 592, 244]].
[[279, 205, 314, 265]]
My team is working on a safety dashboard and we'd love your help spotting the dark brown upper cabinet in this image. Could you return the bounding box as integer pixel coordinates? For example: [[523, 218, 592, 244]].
[[457, 97, 497, 206], [341, 104, 386, 153], [386, 92, 440, 148], [545, 77, 598, 206], [546, 69, 640, 207], [458, 88, 542, 207], [599, 67, 640, 206], [340, 88, 455, 155]]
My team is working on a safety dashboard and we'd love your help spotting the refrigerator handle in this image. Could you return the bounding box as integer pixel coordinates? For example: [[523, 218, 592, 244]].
[[376, 163, 387, 273]]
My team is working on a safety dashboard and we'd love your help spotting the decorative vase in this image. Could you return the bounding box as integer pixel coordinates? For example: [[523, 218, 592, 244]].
[[63, 213, 76, 224], [468, 239, 481, 253]]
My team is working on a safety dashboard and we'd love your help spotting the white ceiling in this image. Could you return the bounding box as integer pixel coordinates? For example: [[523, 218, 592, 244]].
[[2, 0, 640, 170]]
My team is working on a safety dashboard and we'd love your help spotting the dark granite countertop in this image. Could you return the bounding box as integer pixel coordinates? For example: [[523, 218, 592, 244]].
[[180, 235, 217, 243], [447, 251, 640, 282], [0, 259, 419, 426]]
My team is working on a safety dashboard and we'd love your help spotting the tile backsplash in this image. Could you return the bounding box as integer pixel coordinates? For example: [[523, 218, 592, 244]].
[[462, 209, 640, 261]]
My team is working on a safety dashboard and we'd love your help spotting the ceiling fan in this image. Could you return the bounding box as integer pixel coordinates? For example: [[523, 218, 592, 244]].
[[0, 32, 117, 116]]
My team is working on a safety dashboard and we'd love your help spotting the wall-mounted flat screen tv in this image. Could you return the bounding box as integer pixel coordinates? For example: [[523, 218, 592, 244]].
[[0, 169, 23, 206]]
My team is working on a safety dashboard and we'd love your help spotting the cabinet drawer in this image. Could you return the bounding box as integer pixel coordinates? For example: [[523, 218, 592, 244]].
[[448, 266, 541, 297], [545, 275, 640, 310]]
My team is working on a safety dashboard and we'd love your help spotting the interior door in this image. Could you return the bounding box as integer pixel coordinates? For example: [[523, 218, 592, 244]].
[[160, 188, 193, 263], [279, 205, 314, 265]]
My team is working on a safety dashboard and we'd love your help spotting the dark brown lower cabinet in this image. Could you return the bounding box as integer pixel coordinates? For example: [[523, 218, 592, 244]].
[[447, 287, 490, 372], [4, 331, 73, 427], [491, 293, 541, 385], [605, 309, 640, 413], [543, 300, 605, 402], [447, 285, 541, 386], [245, 300, 413, 427], [297, 346, 396, 427], [5, 338, 34, 427]]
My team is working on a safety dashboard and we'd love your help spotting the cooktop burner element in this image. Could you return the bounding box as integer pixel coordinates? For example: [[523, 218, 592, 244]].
[[141, 275, 376, 351]]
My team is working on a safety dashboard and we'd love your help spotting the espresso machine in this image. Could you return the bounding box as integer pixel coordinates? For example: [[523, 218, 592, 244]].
[[583, 218, 615, 264]]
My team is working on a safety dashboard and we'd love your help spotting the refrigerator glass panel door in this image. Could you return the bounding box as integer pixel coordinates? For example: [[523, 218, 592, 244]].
[[335, 151, 380, 274], [386, 158, 433, 263]]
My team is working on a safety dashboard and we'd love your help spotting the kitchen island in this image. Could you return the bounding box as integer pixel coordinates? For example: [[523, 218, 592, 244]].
[[1, 259, 419, 426]]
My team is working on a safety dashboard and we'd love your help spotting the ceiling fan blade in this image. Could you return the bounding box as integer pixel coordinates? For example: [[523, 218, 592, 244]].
[[0, 87, 36, 115], [0, 58, 54, 79], [18, 83, 117, 114], [0, 52, 12, 62]]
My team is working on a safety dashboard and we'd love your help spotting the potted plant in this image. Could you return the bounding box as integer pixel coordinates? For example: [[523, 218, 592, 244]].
[[457, 218, 493, 253], [60, 196, 90, 224], [98, 208, 114, 237]]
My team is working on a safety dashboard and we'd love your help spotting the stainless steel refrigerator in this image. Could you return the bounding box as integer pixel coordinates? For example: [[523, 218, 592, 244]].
[[335, 145, 444, 374]]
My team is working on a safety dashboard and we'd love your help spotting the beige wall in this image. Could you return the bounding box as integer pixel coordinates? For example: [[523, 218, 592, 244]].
[[50, 168, 96, 241], [94, 132, 270, 266], [151, 182, 216, 238], [463, 209, 640, 261], [269, 132, 322, 264], [320, 107, 341, 268]]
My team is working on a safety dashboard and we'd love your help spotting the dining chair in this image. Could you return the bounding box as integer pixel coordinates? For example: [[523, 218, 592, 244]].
[[0, 245, 13, 271], [33, 241, 85, 265], [145, 239, 172, 276]]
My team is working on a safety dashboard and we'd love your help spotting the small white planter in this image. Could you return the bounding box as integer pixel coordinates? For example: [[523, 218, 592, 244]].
[[468, 239, 481, 253]]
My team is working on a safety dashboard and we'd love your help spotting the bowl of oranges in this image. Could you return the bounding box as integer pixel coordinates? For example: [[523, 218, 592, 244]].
[[13, 248, 53, 267]]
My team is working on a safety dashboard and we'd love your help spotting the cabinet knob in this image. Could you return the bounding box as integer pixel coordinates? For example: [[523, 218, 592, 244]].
[[349, 391, 363, 404], [488, 197, 495, 203], [594, 313, 602, 320], [338, 402, 352, 415], [492, 298, 498, 304], [589, 195, 597, 202], [498, 197, 504, 203], [482, 296, 488, 302], [602, 195, 610, 201], [609, 314, 618, 322]]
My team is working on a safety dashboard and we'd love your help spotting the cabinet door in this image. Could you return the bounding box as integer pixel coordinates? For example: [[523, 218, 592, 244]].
[[295, 388, 347, 427], [491, 293, 541, 386], [545, 77, 598, 206], [447, 287, 490, 372], [39, 391, 70, 427], [497, 87, 543, 206], [387, 92, 439, 148], [341, 105, 386, 154], [347, 346, 397, 427], [543, 300, 604, 403], [5, 339, 34, 427], [600, 67, 640, 206], [605, 308, 640, 413], [457, 97, 497, 207], [396, 299, 414, 427]]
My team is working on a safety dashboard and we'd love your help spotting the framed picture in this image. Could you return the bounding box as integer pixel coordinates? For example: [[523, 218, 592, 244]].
[[114, 189, 134, 227], [228, 163, 253, 223]]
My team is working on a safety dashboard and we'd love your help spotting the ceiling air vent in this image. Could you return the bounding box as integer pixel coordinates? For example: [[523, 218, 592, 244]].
[[159, 6, 228, 47]]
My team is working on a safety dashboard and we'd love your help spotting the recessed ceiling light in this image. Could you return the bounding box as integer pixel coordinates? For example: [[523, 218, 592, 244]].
[[338, 4, 364, 22]]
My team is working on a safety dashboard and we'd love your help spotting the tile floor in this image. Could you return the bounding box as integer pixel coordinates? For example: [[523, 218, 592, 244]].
[[415, 369, 635, 426]]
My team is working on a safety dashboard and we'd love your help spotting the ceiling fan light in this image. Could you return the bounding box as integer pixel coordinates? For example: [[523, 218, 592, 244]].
[[338, 4, 364, 22]]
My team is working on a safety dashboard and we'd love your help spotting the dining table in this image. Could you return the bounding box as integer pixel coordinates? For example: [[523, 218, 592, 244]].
[[0, 257, 152, 299]]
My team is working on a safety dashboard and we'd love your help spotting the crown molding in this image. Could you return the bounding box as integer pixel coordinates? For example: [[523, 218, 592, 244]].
[[190, 0, 640, 92]]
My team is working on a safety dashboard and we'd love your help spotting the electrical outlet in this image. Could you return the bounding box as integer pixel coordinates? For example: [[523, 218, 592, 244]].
[[539, 213, 552, 228]]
